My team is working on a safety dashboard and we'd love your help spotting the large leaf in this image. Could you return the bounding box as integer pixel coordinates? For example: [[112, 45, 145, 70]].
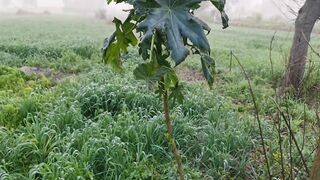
[[135, 0, 210, 65], [102, 17, 138, 71], [104, 0, 229, 88]]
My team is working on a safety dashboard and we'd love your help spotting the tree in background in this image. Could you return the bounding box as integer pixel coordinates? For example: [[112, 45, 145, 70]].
[[281, 0, 320, 97], [280, 0, 320, 179]]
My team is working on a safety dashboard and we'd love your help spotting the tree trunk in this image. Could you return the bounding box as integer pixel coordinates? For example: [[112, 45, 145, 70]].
[[281, 0, 320, 97]]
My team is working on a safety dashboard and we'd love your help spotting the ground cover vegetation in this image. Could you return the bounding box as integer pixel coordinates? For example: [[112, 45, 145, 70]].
[[0, 14, 320, 179]]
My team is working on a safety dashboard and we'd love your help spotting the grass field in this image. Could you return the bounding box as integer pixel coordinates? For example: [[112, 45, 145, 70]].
[[1, 15, 320, 179]]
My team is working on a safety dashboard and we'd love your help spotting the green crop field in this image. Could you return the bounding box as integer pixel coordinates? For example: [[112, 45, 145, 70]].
[[1, 15, 320, 179]]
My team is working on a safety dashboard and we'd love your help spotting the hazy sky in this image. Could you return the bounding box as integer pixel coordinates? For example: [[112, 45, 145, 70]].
[[0, 0, 298, 20], [37, 0, 63, 7]]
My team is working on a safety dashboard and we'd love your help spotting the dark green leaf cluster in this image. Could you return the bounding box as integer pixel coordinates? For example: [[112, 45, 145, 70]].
[[103, 0, 229, 100]]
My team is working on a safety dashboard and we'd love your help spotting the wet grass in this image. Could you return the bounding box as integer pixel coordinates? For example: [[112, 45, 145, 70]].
[[0, 15, 320, 179]]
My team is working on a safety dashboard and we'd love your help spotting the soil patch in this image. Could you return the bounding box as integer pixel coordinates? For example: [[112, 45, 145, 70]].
[[176, 68, 205, 82], [20, 66, 73, 83]]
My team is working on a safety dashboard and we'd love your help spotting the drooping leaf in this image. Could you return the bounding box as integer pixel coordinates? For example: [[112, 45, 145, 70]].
[[201, 54, 216, 87], [169, 83, 184, 104], [220, 11, 229, 29], [210, 0, 225, 11], [210, 0, 229, 29], [102, 31, 116, 59], [102, 17, 138, 71], [104, 42, 123, 71]]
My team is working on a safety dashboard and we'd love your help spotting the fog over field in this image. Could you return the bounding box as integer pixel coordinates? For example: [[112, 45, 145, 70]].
[[0, 0, 301, 20]]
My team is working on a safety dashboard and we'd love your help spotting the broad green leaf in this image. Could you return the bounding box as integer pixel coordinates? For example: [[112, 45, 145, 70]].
[[104, 0, 229, 90], [136, 0, 210, 65], [169, 83, 184, 104], [104, 43, 122, 71], [102, 17, 138, 71], [102, 31, 116, 59], [133, 61, 171, 83], [164, 70, 179, 90]]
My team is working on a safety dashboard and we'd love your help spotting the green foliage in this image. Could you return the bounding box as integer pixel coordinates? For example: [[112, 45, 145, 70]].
[[0, 66, 26, 92], [102, 3, 228, 177], [0, 69, 258, 179], [77, 83, 161, 118], [102, 18, 138, 71], [1, 15, 320, 179], [0, 99, 40, 129], [0, 66, 51, 128], [103, 0, 229, 92]]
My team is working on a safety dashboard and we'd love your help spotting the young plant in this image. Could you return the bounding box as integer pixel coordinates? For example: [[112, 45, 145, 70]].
[[102, 0, 229, 179]]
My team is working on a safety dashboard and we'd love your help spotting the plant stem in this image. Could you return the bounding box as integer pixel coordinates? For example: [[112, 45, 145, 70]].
[[232, 53, 272, 179], [276, 112, 286, 179], [162, 89, 185, 180], [273, 99, 310, 176], [149, 30, 156, 62], [269, 31, 276, 78], [229, 50, 233, 72], [288, 107, 294, 179], [152, 28, 184, 180]]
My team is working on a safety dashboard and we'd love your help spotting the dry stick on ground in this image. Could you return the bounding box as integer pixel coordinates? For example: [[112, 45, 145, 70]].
[[269, 33, 286, 179], [302, 105, 307, 151], [232, 53, 272, 179], [276, 111, 286, 179], [286, 104, 294, 180], [272, 99, 310, 176]]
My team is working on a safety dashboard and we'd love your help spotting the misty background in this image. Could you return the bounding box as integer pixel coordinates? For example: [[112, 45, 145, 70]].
[[0, 0, 301, 21]]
